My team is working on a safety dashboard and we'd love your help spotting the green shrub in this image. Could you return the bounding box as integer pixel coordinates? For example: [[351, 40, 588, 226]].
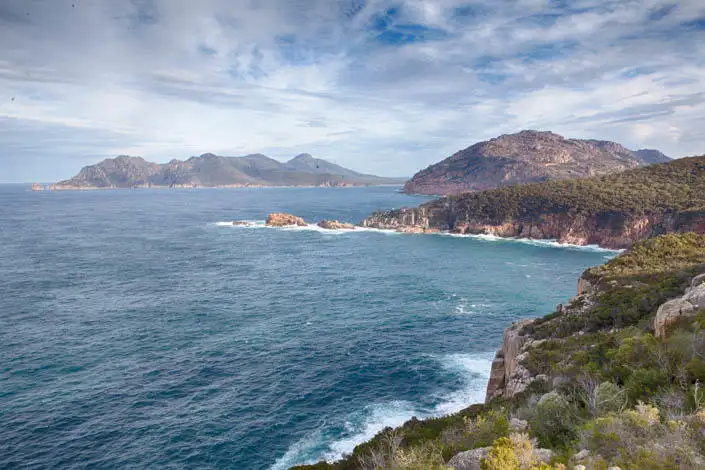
[[624, 368, 670, 402], [581, 402, 704, 469], [439, 409, 509, 459], [595, 382, 626, 416], [529, 392, 580, 449]]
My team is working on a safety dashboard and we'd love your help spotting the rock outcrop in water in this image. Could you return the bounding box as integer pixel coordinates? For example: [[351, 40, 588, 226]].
[[31, 183, 44, 191], [362, 155, 705, 249], [403, 130, 670, 196], [317, 220, 355, 230], [48, 153, 405, 190], [266, 213, 307, 227]]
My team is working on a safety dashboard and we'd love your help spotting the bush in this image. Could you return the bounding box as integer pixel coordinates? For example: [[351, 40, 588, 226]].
[[529, 392, 580, 449], [439, 409, 509, 458], [581, 402, 704, 469], [624, 369, 670, 402], [391, 442, 448, 470], [595, 382, 627, 416], [481, 437, 520, 470]]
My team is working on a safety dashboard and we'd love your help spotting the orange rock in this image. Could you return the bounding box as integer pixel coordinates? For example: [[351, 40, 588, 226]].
[[266, 213, 307, 227], [317, 220, 355, 230]]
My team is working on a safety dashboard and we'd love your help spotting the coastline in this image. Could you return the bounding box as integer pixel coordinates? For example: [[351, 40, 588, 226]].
[[290, 233, 705, 469], [32, 183, 405, 191]]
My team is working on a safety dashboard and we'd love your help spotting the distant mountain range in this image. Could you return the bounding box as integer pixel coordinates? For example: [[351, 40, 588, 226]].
[[44, 153, 405, 190], [403, 130, 670, 195]]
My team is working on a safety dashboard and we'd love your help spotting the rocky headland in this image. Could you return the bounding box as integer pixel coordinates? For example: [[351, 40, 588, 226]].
[[404, 130, 669, 196], [362, 155, 705, 249]]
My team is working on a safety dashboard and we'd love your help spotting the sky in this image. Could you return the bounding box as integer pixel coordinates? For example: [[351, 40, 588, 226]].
[[1, 0, 704, 182]]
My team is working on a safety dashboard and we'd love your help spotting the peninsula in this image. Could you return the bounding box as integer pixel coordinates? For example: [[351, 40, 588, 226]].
[[362, 155, 705, 249]]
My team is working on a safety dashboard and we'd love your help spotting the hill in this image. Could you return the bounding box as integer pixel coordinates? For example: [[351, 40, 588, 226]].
[[403, 130, 670, 195], [362, 155, 705, 249], [46, 153, 405, 190]]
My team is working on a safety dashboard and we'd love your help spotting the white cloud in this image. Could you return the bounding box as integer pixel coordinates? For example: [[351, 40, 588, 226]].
[[0, 0, 704, 181]]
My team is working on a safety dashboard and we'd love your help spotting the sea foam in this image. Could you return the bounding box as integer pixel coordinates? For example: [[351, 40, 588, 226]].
[[270, 352, 494, 469], [214, 221, 622, 252]]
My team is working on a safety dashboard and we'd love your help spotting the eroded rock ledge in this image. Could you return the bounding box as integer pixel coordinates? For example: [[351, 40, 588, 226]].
[[655, 273, 705, 338]]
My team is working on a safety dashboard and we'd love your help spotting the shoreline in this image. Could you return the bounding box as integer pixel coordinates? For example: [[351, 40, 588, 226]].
[[215, 219, 623, 253], [31, 183, 405, 191]]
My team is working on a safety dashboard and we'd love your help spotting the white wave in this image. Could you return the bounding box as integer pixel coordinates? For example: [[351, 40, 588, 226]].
[[431, 352, 494, 416], [453, 301, 492, 316], [436, 231, 622, 253], [214, 220, 621, 254], [270, 429, 325, 470], [213, 221, 404, 236], [270, 352, 494, 469], [324, 400, 419, 462], [455, 301, 469, 315], [214, 220, 266, 227]]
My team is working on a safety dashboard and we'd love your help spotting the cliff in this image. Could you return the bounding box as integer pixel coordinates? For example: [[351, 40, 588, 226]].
[[362, 155, 705, 249], [48, 154, 405, 190], [292, 233, 705, 470], [404, 130, 670, 195]]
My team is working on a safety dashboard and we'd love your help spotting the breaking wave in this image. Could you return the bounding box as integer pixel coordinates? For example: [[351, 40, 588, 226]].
[[270, 352, 494, 469], [213, 221, 622, 253]]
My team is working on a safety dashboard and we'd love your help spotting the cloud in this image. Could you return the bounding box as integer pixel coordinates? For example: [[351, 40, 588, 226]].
[[0, 0, 704, 181]]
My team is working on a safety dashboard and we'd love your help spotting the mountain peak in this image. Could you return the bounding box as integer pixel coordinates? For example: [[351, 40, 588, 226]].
[[288, 153, 315, 162], [404, 131, 669, 195]]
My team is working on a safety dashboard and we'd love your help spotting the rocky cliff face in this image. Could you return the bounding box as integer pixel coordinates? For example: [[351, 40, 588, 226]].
[[361, 203, 705, 249], [404, 130, 669, 195], [654, 273, 705, 337], [485, 319, 538, 401]]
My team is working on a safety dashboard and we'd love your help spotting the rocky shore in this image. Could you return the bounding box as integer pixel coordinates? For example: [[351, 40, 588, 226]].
[[292, 233, 705, 470], [361, 155, 705, 249]]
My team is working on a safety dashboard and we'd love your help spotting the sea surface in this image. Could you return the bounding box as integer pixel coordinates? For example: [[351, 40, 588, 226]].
[[1, 185, 615, 469]]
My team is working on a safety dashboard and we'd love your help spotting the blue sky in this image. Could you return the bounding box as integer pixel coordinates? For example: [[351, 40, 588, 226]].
[[1, 0, 704, 182]]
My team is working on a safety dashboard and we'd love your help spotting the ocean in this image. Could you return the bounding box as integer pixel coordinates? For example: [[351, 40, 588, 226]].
[[0, 185, 614, 469]]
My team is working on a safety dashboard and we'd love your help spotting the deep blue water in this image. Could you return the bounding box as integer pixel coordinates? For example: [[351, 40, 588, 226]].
[[0, 185, 614, 469]]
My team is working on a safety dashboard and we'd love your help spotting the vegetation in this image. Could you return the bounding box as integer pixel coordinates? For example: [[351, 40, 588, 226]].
[[293, 234, 705, 470], [439, 155, 705, 224]]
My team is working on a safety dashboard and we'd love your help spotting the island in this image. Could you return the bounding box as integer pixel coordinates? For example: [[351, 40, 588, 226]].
[[46, 153, 405, 190]]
